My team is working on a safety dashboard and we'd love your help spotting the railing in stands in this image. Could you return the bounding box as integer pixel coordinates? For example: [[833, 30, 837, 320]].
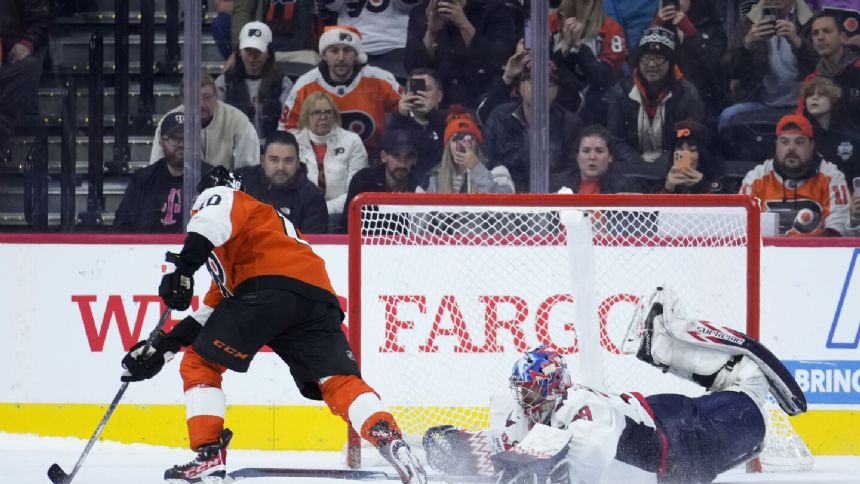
[[159, 0, 181, 74], [24, 132, 49, 229], [108, 0, 130, 176], [60, 78, 77, 231], [136, 0, 155, 131], [80, 33, 106, 228]]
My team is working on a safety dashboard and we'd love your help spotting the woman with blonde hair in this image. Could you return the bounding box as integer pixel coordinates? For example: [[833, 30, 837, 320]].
[[423, 106, 513, 193], [292, 91, 368, 232], [552, 0, 628, 124]]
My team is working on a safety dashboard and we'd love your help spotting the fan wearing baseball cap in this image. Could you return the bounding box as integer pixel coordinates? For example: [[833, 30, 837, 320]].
[[740, 113, 850, 236], [215, 21, 294, 141], [279, 25, 403, 156]]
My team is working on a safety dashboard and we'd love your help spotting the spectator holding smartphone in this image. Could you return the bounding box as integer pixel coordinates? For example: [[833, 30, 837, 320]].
[[421, 106, 514, 193], [388, 68, 447, 182], [720, 0, 817, 133], [405, 0, 517, 108], [622, 120, 728, 193], [650, 0, 728, 123]]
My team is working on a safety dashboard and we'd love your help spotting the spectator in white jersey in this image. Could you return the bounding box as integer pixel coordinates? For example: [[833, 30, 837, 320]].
[[216, 21, 294, 143], [422, 286, 807, 484]]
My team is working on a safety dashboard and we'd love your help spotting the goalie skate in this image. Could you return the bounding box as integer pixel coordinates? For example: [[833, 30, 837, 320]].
[[633, 287, 807, 416], [164, 428, 232, 484]]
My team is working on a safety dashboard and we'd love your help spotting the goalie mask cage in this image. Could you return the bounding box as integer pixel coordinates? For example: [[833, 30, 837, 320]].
[[347, 193, 810, 472]]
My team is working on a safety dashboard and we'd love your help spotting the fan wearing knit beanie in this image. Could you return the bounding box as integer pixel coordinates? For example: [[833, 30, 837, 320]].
[[605, 25, 705, 164], [422, 106, 514, 193]]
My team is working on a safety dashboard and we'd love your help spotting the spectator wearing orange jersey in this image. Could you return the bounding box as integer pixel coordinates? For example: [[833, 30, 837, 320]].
[[740, 113, 850, 236], [278, 25, 403, 157]]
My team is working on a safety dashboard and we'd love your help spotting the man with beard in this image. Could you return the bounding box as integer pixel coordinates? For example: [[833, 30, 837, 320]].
[[740, 113, 849, 236], [278, 25, 403, 157], [236, 131, 329, 233], [801, 10, 860, 127], [151, 72, 260, 169], [341, 129, 421, 231], [606, 26, 704, 170], [115, 113, 213, 232]]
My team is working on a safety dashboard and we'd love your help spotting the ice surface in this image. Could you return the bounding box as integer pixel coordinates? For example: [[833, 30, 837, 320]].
[[5, 433, 859, 484]]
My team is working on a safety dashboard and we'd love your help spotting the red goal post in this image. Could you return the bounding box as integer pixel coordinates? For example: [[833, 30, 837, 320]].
[[346, 193, 762, 469]]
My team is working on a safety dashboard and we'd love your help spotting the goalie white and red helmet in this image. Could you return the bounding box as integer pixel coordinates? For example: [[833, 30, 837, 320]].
[[509, 345, 571, 415]]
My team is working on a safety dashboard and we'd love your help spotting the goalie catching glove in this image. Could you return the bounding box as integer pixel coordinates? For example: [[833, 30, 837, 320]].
[[120, 316, 203, 382]]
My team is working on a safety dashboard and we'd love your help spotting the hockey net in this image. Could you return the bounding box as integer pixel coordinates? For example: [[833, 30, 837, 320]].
[[347, 193, 811, 472]]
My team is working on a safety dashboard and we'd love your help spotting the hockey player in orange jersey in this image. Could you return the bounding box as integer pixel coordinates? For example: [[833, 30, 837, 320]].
[[120, 166, 426, 484], [740, 113, 850, 236]]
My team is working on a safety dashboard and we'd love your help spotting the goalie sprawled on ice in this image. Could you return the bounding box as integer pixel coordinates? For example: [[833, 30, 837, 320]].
[[422, 287, 807, 484]]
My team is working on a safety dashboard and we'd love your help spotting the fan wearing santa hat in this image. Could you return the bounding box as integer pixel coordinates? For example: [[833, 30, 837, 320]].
[[278, 25, 404, 157]]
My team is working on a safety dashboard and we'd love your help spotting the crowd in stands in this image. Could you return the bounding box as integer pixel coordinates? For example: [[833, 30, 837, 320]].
[[2, 0, 860, 236]]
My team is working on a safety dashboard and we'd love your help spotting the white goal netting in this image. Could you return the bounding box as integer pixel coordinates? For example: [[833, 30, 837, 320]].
[[347, 194, 810, 472]]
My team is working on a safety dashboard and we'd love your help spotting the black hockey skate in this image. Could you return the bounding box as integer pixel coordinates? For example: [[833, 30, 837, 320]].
[[368, 420, 428, 484], [164, 428, 232, 483]]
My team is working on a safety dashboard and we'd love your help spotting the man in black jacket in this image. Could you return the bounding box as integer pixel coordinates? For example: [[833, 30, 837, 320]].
[[606, 26, 705, 169], [237, 130, 329, 233], [406, 0, 517, 108], [114, 113, 214, 232], [0, 0, 51, 154], [388, 68, 446, 182], [341, 129, 421, 232]]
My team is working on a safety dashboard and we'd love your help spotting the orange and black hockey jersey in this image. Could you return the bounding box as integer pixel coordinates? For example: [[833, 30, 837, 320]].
[[740, 159, 850, 236], [278, 65, 403, 154], [187, 186, 338, 312]]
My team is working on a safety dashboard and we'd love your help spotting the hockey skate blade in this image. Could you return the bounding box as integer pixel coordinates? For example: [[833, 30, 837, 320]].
[[47, 463, 70, 484]]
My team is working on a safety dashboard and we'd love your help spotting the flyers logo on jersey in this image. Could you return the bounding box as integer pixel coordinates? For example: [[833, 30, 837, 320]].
[[764, 199, 824, 235]]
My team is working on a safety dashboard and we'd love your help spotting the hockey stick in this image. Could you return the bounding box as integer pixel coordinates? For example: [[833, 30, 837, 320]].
[[47, 306, 172, 484], [225, 467, 492, 482]]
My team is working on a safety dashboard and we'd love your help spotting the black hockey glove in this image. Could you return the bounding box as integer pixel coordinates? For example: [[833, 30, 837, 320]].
[[120, 332, 181, 382], [120, 316, 203, 382], [159, 271, 194, 310], [159, 234, 214, 310]]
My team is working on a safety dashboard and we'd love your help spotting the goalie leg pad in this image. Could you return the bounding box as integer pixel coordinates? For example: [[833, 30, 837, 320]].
[[640, 302, 806, 415]]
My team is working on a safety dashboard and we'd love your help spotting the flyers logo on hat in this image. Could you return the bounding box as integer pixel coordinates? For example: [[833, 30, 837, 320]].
[[339, 32, 353, 42], [676, 128, 691, 138], [248, 28, 262, 37]]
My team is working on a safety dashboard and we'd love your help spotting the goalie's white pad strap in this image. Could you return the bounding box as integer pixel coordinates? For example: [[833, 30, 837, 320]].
[[185, 386, 226, 420]]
